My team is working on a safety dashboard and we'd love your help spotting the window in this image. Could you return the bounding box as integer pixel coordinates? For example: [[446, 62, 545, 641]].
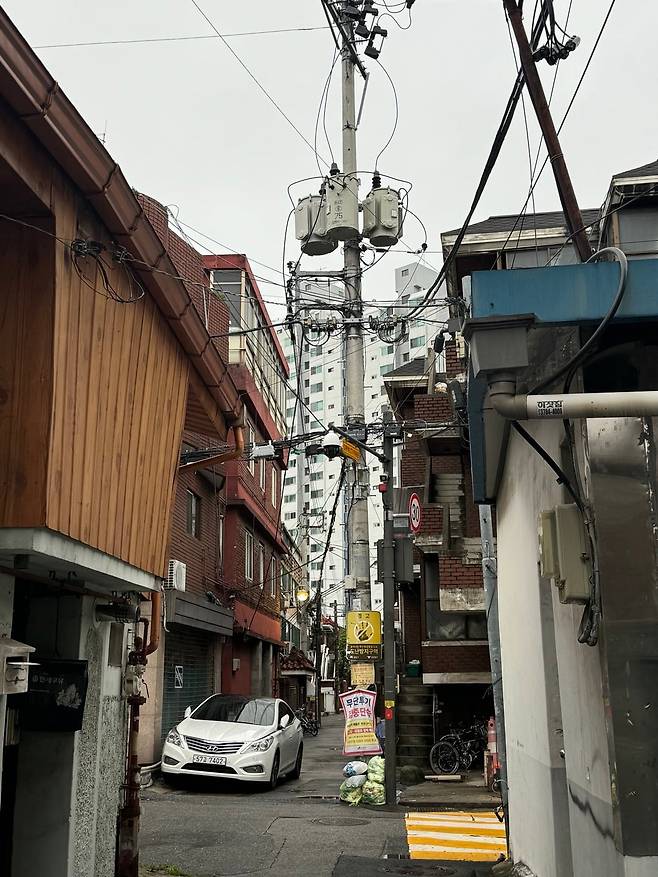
[[270, 557, 277, 597], [247, 422, 255, 474], [328, 473, 335, 480], [186, 491, 200, 538], [245, 531, 254, 580], [259, 459, 266, 491], [310, 472, 323, 482], [311, 364, 322, 375], [284, 511, 296, 521], [311, 489, 323, 499], [424, 555, 488, 640], [310, 382, 323, 394], [328, 403, 335, 410], [258, 543, 265, 589], [310, 400, 323, 412], [272, 468, 278, 507], [410, 335, 425, 349], [328, 367, 334, 373], [371, 393, 378, 400], [328, 385, 334, 391], [304, 484, 310, 493], [218, 514, 224, 568], [382, 345, 394, 355], [380, 365, 390, 376], [284, 494, 295, 504], [403, 353, 410, 363], [401, 268, 409, 277], [304, 379, 310, 388]]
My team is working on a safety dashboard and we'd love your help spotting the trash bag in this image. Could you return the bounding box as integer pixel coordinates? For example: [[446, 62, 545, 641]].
[[343, 760, 369, 778], [342, 774, 367, 789], [339, 780, 364, 806], [367, 755, 385, 783], [361, 780, 386, 805]]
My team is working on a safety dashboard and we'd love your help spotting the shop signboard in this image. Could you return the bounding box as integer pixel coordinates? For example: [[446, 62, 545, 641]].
[[339, 688, 381, 757]]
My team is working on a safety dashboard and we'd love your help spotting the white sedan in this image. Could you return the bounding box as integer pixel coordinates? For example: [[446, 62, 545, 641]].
[[161, 695, 303, 788]]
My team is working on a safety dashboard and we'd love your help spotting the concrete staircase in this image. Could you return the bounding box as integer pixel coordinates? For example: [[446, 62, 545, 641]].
[[397, 676, 434, 770]]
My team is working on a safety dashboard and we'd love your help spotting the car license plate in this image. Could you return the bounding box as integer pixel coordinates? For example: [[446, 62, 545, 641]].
[[192, 755, 226, 765]]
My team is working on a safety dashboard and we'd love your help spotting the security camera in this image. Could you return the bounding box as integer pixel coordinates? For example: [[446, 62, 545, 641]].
[[322, 429, 342, 460]]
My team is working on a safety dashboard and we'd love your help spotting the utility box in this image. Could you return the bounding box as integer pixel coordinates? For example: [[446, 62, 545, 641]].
[[362, 186, 402, 247], [325, 174, 359, 241], [538, 504, 590, 603], [0, 638, 36, 695], [294, 194, 337, 256]]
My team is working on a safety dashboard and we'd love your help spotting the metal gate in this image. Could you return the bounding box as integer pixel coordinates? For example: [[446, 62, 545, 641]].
[[161, 626, 215, 744]]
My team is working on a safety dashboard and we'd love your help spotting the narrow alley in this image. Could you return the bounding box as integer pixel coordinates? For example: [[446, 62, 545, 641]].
[[140, 716, 500, 877]]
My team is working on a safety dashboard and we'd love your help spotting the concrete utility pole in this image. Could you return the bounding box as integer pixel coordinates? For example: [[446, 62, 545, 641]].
[[339, 3, 372, 611], [381, 412, 397, 806], [503, 0, 593, 262]]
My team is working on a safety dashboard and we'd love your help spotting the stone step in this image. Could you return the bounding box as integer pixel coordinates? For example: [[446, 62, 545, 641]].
[[399, 744, 432, 759], [398, 705, 433, 718], [398, 755, 430, 769]]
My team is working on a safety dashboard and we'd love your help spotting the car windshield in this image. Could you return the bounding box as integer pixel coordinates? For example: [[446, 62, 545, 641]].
[[192, 695, 276, 726]]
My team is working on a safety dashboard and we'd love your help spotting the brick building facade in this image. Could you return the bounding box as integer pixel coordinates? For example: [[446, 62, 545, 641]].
[[385, 341, 491, 768], [137, 198, 288, 762]]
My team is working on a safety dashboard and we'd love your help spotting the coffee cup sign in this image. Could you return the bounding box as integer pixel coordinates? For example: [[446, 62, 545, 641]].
[[408, 492, 422, 534]]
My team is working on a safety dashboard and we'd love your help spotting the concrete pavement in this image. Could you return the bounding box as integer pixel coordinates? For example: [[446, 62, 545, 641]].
[[140, 714, 499, 877]]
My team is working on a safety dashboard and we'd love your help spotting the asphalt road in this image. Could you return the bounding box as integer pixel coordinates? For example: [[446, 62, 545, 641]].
[[139, 714, 407, 877]]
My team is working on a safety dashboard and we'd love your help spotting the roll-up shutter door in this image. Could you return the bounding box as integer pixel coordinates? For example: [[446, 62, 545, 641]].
[[161, 626, 214, 744]]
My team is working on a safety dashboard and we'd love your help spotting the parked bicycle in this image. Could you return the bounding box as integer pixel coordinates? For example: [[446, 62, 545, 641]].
[[429, 720, 487, 775], [295, 708, 319, 737]]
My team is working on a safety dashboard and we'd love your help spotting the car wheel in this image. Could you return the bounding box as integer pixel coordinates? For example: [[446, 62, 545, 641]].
[[268, 750, 280, 790], [290, 744, 303, 780]]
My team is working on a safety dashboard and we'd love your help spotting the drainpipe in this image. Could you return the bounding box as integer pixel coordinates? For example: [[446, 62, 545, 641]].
[[489, 379, 658, 420], [178, 422, 245, 474]]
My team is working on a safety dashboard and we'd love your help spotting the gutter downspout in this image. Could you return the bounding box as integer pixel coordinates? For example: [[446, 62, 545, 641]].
[[489, 380, 658, 421]]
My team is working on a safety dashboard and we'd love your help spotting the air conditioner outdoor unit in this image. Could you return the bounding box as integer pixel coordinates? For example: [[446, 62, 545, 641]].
[[166, 559, 187, 592]]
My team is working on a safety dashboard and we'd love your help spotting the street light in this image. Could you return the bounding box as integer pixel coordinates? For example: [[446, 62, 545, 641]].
[[296, 585, 310, 605]]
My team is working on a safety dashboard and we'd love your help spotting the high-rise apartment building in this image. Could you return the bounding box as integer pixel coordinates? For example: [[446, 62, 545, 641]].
[[278, 263, 446, 615]]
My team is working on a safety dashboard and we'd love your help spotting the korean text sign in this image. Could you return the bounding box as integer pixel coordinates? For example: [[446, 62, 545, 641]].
[[339, 688, 382, 757]]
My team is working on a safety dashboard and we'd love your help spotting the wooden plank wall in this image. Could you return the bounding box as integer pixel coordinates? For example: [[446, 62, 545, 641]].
[[0, 218, 54, 526], [46, 186, 190, 577]]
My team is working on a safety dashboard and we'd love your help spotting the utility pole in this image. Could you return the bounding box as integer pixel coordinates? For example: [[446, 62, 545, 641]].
[[339, 3, 372, 612], [314, 586, 323, 727], [381, 411, 397, 807], [503, 0, 593, 262]]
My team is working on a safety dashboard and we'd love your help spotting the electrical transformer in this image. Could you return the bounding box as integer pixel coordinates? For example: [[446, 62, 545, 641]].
[[325, 173, 360, 241], [294, 194, 337, 256], [362, 186, 402, 247]]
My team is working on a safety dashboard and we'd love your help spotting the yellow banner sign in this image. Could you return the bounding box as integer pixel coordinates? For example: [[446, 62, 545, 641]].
[[350, 663, 376, 687], [347, 611, 382, 646]]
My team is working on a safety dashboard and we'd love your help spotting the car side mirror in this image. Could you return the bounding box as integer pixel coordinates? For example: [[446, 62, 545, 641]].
[[279, 714, 290, 730], [184, 706, 192, 719]]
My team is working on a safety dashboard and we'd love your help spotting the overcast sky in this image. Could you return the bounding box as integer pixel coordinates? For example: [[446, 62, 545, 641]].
[[6, 0, 657, 316]]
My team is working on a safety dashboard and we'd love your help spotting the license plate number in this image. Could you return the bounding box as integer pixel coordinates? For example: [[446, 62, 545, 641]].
[[192, 755, 226, 765]]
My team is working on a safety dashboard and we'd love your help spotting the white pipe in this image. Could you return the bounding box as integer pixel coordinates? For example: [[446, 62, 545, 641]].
[[490, 386, 658, 420]]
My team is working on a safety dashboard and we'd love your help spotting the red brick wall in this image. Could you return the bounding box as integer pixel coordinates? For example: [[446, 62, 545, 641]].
[[422, 644, 491, 674], [168, 432, 225, 601], [137, 193, 229, 364], [414, 392, 453, 423], [439, 555, 483, 589]]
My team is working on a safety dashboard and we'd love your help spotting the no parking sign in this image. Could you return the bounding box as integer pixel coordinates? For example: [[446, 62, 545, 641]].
[[408, 491, 422, 534]]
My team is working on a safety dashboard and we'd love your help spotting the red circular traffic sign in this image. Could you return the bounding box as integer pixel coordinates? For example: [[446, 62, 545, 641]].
[[408, 492, 422, 534]]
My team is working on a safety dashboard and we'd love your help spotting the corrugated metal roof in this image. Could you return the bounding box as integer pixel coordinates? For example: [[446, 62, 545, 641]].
[[443, 208, 600, 238]]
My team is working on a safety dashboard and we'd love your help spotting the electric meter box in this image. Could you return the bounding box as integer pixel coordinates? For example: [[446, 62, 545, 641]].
[[0, 637, 36, 695], [294, 194, 337, 256], [538, 504, 590, 604], [362, 186, 402, 247], [325, 174, 359, 241]]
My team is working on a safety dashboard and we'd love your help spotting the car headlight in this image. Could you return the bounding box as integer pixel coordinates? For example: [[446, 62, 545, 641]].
[[245, 735, 274, 753], [166, 727, 183, 747]]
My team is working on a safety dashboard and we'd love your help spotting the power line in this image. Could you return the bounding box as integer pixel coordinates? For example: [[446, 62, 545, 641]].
[[189, 0, 328, 165], [34, 25, 330, 50]]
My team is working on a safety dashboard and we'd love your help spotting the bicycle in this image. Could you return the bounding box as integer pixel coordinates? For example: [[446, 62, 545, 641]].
[[429, 720, 487, 775]]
